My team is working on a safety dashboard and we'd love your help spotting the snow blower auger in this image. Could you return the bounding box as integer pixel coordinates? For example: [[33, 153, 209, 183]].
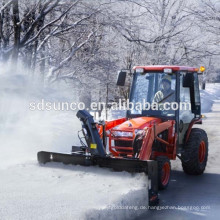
[[38, 110, 159, 205], [38, 65, 209, 206]]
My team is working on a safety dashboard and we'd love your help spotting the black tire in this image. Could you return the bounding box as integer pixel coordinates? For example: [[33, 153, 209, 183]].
[[156, 156, 171, 190], [181, 128, 208, 175]]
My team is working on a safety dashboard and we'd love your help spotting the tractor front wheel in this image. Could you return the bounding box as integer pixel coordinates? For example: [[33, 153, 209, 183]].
[[181, 128, 208, 175], [156, 156, 171, 190]]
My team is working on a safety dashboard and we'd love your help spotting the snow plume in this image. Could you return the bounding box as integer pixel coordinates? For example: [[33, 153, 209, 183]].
[[0, 61, 81, 168], [0, 61, 149, 219]]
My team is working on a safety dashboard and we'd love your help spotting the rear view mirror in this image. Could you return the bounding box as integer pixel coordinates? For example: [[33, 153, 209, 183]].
[[183, 73, 193, 87], [116, 71, 127, 86]]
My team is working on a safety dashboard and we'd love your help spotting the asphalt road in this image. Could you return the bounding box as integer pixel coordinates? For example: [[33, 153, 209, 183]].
[[137, 171, 220, 220]]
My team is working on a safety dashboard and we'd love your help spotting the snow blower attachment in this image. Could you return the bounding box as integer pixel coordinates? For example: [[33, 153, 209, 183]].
[[38, 110, 159, 205], [38, 65, 209, 206]]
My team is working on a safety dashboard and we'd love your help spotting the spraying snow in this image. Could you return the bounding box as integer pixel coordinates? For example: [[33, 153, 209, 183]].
[[0, 62, 80, 168], [0, 62, 149, 219]]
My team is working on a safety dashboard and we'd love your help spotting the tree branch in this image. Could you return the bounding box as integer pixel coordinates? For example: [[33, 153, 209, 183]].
[[49, 30, 96, 80]]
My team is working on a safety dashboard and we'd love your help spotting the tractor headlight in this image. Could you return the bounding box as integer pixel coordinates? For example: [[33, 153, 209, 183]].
[[112, 131, 133, 138], [135, 68, 144, 74], [135, 129, 147, 138], [135, 129, 144, 135]]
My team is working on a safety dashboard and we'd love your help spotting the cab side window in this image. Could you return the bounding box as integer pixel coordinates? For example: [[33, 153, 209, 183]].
[[179, 73, 194, 123]]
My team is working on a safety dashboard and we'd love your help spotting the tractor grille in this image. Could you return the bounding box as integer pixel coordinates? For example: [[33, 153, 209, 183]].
[[114, 140, 133, 153], [115, 140, 133, 147]]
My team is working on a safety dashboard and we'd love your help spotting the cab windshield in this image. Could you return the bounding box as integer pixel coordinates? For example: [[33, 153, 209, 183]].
[[128, 72, 176, 117]]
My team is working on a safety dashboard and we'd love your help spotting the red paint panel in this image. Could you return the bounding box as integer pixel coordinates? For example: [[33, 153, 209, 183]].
[[133, 65, 198, 72]]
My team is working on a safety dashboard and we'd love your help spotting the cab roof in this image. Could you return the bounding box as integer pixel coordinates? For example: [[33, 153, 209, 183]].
[[133, 65, 198, 72]]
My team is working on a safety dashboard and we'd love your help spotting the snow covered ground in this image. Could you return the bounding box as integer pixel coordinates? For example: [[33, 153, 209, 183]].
[[0, 72, 149, 220], [0, 162, 148, 220], [200, 83, 220, 113]]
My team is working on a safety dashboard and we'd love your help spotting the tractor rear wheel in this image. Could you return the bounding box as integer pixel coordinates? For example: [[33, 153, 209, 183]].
[[181, 128, 208, 175], [156, 156, 171, 190]]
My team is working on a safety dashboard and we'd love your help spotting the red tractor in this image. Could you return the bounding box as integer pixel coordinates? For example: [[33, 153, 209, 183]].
[[38, 65, 208, 204]]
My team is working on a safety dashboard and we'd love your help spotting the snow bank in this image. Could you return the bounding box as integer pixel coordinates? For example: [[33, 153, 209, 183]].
[[0, 162, 148, 220], [0, 62, 149, 219], [200, 83, 220, 113]]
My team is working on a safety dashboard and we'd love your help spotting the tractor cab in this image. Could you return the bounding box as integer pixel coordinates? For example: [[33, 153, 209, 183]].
[[117, 65, 203, 147], [128, 68, 177, 118]]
